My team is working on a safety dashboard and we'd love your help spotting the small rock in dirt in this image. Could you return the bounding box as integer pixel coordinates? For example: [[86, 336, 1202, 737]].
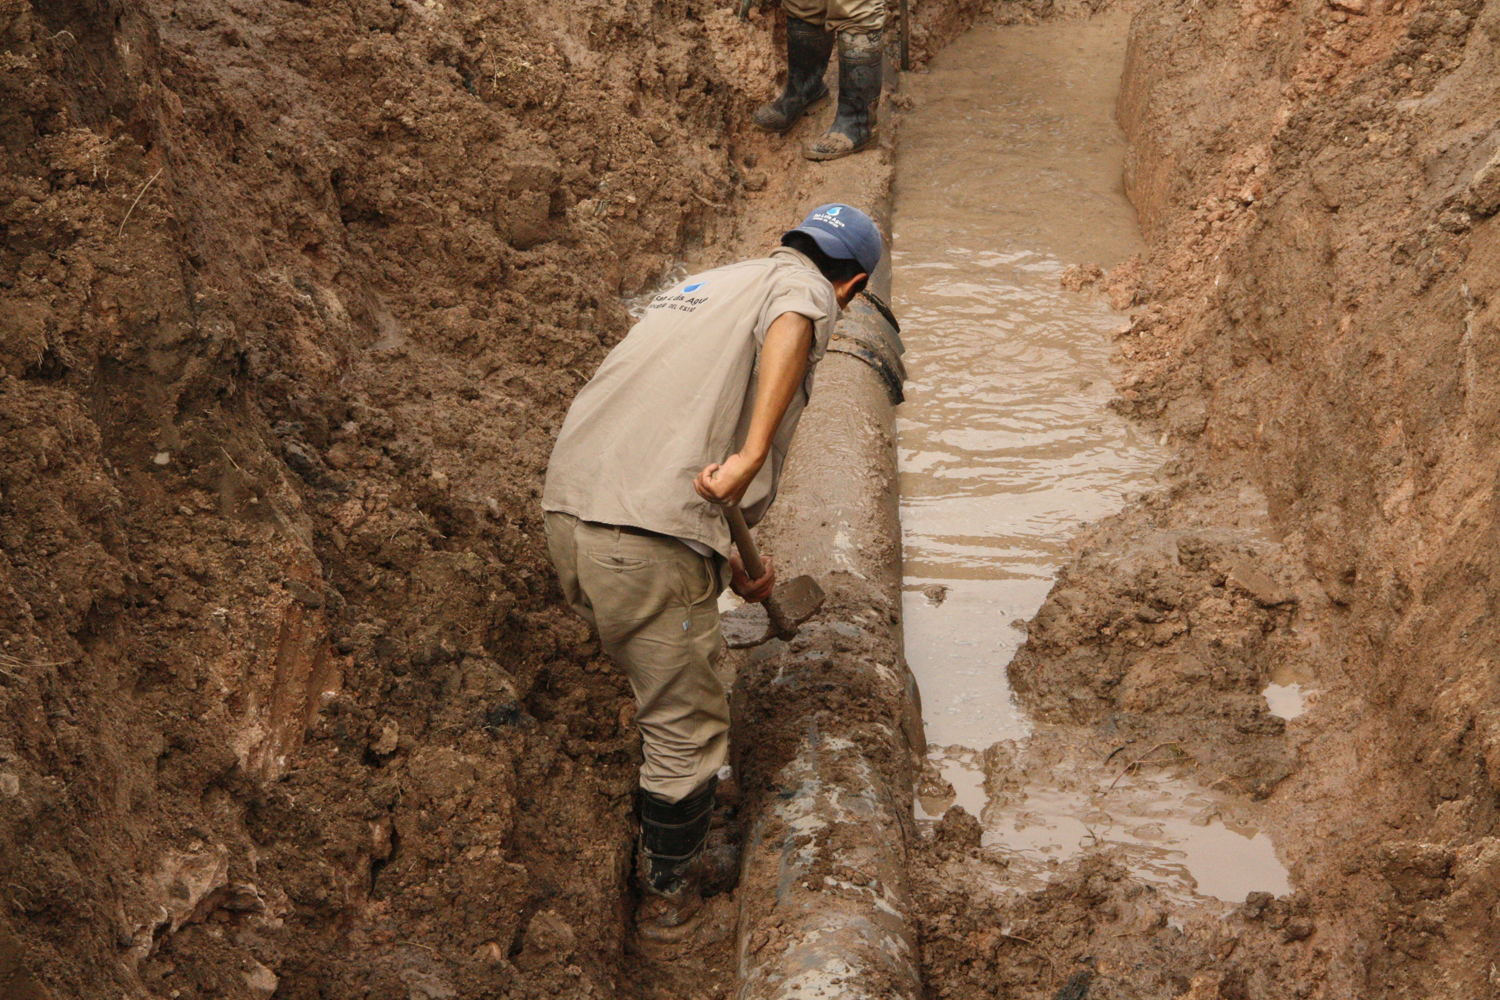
[[475, 940, 507, 964], [242, 959, 278, 998], [1225, 557, 1292, 606], [934, 805, 983, 849], [1239, 890, 1274, 920], [369, 817, 394, 860], [370, 720, 399, 756], [922, 583, 949, 606], [1107, 283, 1136, 310], [145, 845, 230, 939], [1328, 0, 1365, 13], [284, 579, 324, 608], [1380, 840, 1454, 878], [1281, 917, 1315, 942], [0, 773, 18, 797], [1466, 147, 1500, 216], [516, 909, 577, 970], [220, 883, 265, 913], [917, 757, 956, 804]]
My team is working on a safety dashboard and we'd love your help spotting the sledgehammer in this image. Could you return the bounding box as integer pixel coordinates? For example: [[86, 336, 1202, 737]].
[[719, 504, 826, 649]]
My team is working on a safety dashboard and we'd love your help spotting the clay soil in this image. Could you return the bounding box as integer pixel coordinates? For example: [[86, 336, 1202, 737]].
[[7, 0, 1500, 992], [910, 0, 1500, 996], [0, 0, 995, 993]]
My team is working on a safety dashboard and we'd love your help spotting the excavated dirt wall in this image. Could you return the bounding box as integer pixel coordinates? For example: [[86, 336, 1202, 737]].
[[0, 0, 992, 994], [994, 0, 1500, 995]]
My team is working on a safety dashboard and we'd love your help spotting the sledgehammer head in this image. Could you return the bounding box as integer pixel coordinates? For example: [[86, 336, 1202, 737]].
[[720, 575, 826, 649]]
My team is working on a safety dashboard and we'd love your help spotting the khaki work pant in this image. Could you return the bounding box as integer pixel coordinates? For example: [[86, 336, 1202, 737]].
[[782, 0, 884, 33], [544, 512, 730, 804]]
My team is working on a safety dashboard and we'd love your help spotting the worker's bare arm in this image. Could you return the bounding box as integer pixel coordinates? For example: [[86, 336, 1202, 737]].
[[693, 311, 815, 506]]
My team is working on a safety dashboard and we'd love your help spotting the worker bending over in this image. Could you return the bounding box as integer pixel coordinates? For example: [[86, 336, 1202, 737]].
[[541, 205, 882, 946], [753, 0, 884, 160]]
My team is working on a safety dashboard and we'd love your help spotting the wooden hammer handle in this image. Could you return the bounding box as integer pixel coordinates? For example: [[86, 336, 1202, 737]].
[[723, 505, 795, 638], [724, 505, 765, 579]]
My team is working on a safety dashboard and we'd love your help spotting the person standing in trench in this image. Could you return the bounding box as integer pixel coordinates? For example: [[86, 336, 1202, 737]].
[[752, 0, 885, 161], [541, 205, 882, 950]]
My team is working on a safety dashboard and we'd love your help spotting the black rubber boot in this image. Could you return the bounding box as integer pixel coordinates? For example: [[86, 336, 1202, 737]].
[[638, 776, 717, 897], [804, 29, 882, 161], [752, 18, 834, 133], [632, 777, 736, 959]]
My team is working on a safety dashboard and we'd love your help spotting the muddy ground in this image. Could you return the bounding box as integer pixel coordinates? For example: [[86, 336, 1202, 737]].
[[911, 0, 1500, 996], [5, 0, 1500, 993], [0, 0, 997, 993]]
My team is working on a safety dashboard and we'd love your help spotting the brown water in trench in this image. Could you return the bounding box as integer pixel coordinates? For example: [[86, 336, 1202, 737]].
[[892, 13, 1291, 906]]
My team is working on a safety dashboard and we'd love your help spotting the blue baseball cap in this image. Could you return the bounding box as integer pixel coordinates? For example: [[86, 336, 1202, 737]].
[[785, 204, 882, 278]]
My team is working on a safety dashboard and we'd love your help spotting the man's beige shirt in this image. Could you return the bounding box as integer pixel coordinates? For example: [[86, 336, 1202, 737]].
[[542, 247, 838, 558]]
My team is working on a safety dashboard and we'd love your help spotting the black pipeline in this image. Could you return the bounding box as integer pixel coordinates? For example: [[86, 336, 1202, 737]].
[[731, 246, 926, 1000]]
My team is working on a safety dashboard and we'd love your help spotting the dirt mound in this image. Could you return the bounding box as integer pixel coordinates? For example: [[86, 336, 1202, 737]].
[[0, 0, 990, 993]]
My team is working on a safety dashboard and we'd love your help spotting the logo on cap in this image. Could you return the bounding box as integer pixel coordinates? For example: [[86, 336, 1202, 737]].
[[826, 206, 842, 216], [683, 282, 706, 293]]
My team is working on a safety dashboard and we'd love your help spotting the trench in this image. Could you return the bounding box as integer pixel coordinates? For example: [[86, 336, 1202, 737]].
[[16, 0, 1498, 988], [891, 13, 1291, 907]]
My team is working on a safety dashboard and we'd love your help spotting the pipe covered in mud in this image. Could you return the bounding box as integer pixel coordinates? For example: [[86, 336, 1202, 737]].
[[731, 248, 925, 1000]]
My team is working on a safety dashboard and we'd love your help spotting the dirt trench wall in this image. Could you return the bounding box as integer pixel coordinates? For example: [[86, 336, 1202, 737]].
[[0, 0, 1000, 993], [1015, 0, 1500, 992]]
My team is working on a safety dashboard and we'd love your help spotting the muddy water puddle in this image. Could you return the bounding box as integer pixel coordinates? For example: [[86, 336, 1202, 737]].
[[893, 13, 1291, 905], [919, 739, 1290, 905]]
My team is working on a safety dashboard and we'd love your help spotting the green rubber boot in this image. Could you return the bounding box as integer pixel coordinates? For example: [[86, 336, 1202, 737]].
[[753, 18, 834, 133], [804, 29, 882, 161]]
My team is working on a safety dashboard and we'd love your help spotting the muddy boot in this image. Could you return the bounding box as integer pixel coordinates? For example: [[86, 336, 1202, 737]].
[[752, 18, 834, 133], [632, 778, 735, 958], [803, 29, 882, 161]]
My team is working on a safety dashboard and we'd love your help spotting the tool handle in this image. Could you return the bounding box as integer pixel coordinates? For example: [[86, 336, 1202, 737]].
[[724, 506, 795, 637], [724, 505, 766, 579]]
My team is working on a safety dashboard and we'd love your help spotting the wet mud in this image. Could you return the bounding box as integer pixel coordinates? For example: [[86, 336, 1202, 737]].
[[890, 14, 1312, 998], [904, 0, 1500, 991]]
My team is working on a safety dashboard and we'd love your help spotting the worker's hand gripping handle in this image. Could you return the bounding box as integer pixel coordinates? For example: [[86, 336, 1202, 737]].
[[724, 505, 796, 640]]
